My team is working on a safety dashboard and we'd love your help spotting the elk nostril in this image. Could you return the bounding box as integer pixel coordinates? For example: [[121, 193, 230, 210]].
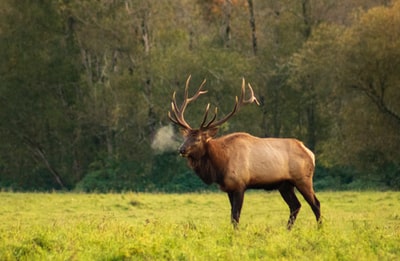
[[179, 147, 186, 155]]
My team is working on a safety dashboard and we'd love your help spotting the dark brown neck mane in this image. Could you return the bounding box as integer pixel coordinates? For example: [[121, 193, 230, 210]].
[[187, 141, 226, 185]]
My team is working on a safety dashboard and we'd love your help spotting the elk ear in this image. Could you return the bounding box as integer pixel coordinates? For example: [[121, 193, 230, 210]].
[[206, 127, 219, 138]]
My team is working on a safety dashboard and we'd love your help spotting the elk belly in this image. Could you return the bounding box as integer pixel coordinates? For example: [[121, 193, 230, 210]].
[[247, 163, 291, 187]]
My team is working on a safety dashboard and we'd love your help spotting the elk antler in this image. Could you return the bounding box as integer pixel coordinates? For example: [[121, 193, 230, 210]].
[[168, 75, 207, 129], [168, 76, 259, 130], [200, 78, 260, 130]]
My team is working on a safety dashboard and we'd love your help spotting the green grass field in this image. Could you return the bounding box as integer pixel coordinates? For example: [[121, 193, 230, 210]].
[[0, 191, 399, 260]]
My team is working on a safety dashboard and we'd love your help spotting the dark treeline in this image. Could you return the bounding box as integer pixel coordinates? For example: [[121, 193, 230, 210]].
[[0, 0, 399, 192]]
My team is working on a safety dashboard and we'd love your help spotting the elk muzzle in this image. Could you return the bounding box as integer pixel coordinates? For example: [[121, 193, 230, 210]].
[[179, 144, 188, 157]]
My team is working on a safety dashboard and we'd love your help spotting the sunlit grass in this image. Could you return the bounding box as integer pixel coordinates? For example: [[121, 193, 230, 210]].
[[0, 191, 399, 260]]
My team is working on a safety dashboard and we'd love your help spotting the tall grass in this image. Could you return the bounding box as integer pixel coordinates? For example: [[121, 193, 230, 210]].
[[0, 192, 399, 260]]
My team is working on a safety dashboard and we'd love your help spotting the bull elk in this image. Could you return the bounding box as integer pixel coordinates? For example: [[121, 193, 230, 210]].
[[168, 75, 321, 229]]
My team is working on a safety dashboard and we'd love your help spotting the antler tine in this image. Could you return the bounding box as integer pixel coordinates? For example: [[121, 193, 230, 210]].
[[242, 82, 260, 106], [205, 78, 258, 129], [168, 75, 208, 130], [168, 100, 191, 129], [204, 96, 239, 130], [200, 105, 219, 129], [167, 110, 180, 126], [180, 76, 208, 112], [198, 103, 209, 127], [237, 78, 260, 107]]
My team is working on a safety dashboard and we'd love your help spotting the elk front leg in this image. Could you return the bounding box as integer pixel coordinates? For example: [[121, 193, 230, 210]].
[[228, 190, 244, 228]]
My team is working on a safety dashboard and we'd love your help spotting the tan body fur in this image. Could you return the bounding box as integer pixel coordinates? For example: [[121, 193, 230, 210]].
[[204, 133, 315, 192]]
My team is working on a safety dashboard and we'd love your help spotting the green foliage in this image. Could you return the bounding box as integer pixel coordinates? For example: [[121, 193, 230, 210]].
[[314, 163, 400, 191], [75, 153, 216, 193], [0, 192, 399, 260], [382, 164, 400, 189], [162, 170, 217, 192], [314, 165, 356, 190], [75, 159, 146, 192], [149, 152, 215, 192]]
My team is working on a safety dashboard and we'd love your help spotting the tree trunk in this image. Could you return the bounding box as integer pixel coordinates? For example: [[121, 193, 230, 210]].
[[141, 13, 150, 54], [23, 136, 65, 189], [223, 0, 232, 48], [306, 99, 316, 151], [301, 0, 311, 38], [351, 82, 400, 126], [247, 0, 257, 55]]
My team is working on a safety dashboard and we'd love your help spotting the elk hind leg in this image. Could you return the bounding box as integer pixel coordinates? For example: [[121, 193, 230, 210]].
[[296, 182, 321, 224], [279, 182, 301, 230]]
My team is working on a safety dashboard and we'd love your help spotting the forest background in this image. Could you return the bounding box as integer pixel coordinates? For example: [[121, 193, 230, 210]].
[[0, 0, 399, 192]]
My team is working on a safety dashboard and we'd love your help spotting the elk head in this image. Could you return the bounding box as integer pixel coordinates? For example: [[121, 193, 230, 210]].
[[168, 75, 259, 159]]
